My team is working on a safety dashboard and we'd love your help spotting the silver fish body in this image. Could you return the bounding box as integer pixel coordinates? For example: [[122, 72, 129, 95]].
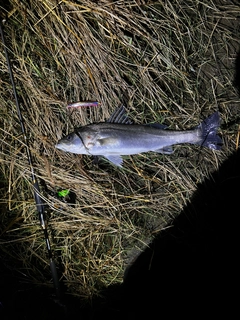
[[56, 109, 222, 167]]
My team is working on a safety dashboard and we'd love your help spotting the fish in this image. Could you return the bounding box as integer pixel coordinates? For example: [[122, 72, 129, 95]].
[[55, 106, 222, 167]]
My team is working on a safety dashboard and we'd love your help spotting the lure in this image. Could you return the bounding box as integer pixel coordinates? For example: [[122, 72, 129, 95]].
[[67, 101, 99, 109]]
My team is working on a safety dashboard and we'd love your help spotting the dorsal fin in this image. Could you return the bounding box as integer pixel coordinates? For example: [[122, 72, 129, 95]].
[[146, 123, 168, 129], [107, 105, 132, 124]]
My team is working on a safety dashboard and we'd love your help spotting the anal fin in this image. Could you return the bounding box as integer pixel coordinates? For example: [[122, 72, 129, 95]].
[[154, 146, 173, 154]]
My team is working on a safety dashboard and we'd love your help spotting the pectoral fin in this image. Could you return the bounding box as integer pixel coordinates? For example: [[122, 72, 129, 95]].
[[104, 155, 123, 167], [97, 137, 118, 146]]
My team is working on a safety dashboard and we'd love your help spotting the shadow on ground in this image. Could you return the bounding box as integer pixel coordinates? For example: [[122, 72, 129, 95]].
[[2, 147, 239, 319], [92, 147, 239, 319], [122, 149, 239, 318]]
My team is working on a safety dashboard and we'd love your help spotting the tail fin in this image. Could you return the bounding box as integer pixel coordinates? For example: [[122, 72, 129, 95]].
[[197, 112, 222, 150]]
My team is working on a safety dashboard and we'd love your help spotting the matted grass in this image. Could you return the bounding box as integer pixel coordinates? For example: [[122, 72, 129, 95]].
[[0, 0, 239, 299]]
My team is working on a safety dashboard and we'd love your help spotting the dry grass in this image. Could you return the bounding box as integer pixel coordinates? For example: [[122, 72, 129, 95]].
[[0, 0, 239, 299]]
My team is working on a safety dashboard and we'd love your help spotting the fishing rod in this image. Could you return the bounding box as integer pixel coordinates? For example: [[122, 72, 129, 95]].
[[0, 20, 61, 300]]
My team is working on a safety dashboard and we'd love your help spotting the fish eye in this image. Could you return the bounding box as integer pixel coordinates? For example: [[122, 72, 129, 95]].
[[66, 135, 72, 141]]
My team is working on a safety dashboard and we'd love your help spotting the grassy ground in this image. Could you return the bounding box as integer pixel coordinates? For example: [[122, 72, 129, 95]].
[[0, 0, 239, 299]]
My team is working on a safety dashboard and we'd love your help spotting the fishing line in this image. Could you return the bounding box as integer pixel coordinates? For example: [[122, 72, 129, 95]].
[[0, 20, 61, 301]]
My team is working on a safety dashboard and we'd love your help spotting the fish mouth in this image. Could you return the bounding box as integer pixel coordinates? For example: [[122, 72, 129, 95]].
[[55, 143, 85, 154], [55, 143, 65, 151]]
